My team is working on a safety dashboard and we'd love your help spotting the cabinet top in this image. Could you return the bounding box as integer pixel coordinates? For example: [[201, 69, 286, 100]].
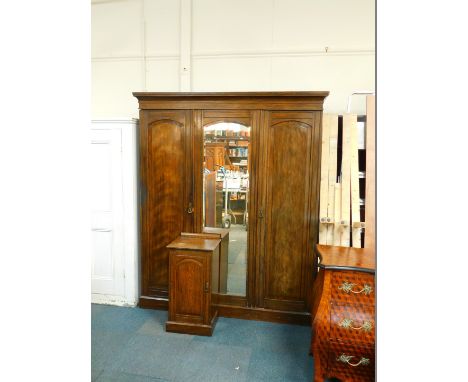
[[202, 227, 229, 238], [167, 235, 221, 252], [133, 91, 329, 111], [316, 244, 375, 273], [133, 91, 329, 99]]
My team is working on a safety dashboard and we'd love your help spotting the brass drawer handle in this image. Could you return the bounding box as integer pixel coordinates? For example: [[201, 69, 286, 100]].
[[337, 354, 370, 367], [338, 281, 373, 295], [338, 318, 373, 332]]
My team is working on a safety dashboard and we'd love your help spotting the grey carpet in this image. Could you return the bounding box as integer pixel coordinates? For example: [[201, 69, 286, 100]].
[[92, 304, 315, 382]]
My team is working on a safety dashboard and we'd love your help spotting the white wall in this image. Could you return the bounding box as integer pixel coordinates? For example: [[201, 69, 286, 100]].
[[92, 0, 374, 118]]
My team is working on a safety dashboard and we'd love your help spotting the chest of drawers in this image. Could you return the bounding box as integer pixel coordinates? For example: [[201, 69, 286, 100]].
[[311, 245, 375, 382]]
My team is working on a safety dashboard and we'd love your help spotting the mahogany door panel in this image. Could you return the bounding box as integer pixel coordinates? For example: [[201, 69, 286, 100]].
[[140, 110, 193, 299], [260, 111, 320, 312]]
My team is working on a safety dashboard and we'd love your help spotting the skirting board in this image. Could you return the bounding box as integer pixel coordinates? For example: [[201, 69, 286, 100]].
[[139, 296, 310, 326], [92, 293, 137, 307]]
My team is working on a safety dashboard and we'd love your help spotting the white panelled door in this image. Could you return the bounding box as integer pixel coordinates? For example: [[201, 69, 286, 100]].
[[91, 120, 138, 306]]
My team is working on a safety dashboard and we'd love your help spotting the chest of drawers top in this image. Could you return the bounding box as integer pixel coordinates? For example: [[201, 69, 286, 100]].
[[316, 244, 375, 274]]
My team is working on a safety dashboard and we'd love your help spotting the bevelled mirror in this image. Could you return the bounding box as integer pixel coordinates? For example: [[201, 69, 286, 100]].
[[203, 122, 250, 296]]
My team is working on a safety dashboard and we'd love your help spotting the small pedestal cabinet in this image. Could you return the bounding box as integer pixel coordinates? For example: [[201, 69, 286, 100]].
[[166, 234, 221, 336]]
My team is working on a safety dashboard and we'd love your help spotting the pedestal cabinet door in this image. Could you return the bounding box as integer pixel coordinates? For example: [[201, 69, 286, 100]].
[[140, 110, 194, 301], [260, 111, 321, 312], [169, 251, 208, 324]]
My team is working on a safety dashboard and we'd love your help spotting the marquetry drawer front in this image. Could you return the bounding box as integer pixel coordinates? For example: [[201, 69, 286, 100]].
[[327, 342, 375, 382], [330, 303, 375, 345], [331, 271, 375, 306]]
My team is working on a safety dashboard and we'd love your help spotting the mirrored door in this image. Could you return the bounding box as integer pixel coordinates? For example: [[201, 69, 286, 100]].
[[203, 122, 250, 296]]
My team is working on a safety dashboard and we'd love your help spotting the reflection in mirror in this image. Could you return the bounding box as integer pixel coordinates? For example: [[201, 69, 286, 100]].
[[203, 122, 250, 296]]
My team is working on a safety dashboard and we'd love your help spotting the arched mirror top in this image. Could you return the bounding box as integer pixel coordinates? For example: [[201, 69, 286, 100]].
[[203, 120, 250, 130]]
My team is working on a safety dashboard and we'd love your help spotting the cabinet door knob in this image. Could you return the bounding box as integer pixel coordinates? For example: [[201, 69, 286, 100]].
[[204, 281, 209, 293], [258, 207, 264, 219]]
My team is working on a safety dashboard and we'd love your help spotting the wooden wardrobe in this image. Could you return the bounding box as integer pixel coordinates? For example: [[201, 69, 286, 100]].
[[134, 91, 328, 324]]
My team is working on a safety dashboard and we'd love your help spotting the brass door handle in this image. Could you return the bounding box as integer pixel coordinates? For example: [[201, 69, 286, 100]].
[[258, 207, 264, 219], [337, 354, 370, 367], [338, 281, 373, 295], [204, 281, 209, 293], [338, 318, 373, 332], [187, 202, 194, 214]]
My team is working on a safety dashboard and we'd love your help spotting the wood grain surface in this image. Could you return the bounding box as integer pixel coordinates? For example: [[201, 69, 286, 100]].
[[167, 235, 221, 251]]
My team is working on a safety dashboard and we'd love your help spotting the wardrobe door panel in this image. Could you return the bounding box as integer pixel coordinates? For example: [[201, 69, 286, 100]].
[[140, 110, 193, 300], [262, 112, 318, 312]]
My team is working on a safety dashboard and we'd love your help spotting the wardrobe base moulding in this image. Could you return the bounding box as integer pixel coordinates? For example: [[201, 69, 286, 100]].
[[139, 299, 311, 326], [215, 305, 311, 326]]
